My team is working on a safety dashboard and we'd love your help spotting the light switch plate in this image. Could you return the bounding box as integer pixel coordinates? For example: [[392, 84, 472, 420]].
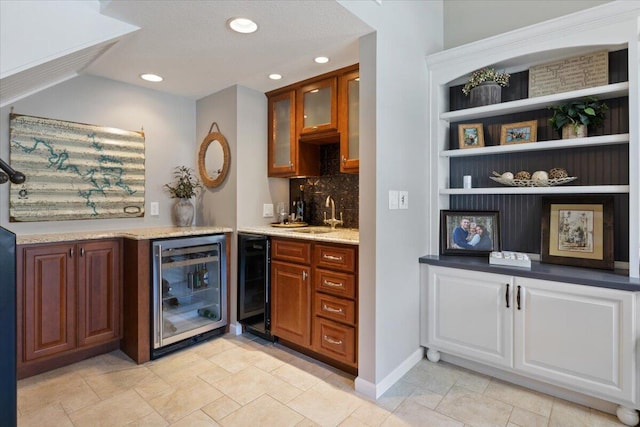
[[263, 203, 274, 218], [150, 202, 159, 216], [389, 190, 399, 210], [399, 191, 408, 209]]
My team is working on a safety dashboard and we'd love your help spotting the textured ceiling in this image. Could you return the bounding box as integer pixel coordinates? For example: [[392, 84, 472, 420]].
[[87, 0, 373, 99]]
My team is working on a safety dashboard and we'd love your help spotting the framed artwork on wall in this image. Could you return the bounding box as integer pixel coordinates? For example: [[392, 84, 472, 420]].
[[458, 123, 484, 149], [440, 210, 501, 256], [500, 120, 538, 145], [540, 196, 614, 269]]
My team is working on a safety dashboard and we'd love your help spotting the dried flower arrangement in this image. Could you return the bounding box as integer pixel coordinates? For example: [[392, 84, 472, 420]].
[[462, 68, 510, 96]]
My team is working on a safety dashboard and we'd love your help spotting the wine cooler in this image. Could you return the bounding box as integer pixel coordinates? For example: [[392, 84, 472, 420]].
[[152, 234, 227, 358]]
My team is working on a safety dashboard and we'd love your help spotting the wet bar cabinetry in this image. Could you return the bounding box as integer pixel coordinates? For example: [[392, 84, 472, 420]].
[[267, 64, 359, 177], [16, 238, 122, 379]]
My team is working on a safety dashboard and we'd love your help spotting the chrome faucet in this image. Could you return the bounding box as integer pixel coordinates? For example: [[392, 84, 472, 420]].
[[323, 195, 344, 229]]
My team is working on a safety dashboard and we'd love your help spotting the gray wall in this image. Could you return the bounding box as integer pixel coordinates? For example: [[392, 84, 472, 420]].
[[443, 0, 613, 49], [0, 75, 196, 234]]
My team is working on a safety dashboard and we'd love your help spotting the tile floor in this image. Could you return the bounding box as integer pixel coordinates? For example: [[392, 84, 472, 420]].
[[17, 334, 631, 427]]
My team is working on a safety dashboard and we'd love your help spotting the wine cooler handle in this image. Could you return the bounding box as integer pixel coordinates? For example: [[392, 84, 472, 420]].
[[505, 284, 510, 308], [155, 244, 163, 347]]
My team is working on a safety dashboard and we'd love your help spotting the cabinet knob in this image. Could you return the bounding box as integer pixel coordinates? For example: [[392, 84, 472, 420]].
[[80, 247, 85, 257], [341, 155, 347, 164], [69, 248, 74, 258], [302, 270, 308, 280]]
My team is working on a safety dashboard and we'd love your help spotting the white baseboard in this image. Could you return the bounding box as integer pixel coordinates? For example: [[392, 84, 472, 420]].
[[228, 322, 243, 336], [355, 347, 424, 399]]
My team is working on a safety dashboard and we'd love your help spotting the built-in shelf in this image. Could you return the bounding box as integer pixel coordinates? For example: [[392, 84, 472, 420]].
[[440, 82, 629, 122], [441, 134, 629, 157], [440, 185, 629, 195]]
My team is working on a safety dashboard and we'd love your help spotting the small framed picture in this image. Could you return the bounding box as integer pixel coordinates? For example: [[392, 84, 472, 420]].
[[440, 210, 501, 256], [458, 123, 484, 149], [540, 196, 614, 270], [500, 120, 538, 145]]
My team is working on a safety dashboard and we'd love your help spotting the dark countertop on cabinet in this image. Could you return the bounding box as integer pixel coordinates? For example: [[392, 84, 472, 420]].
[[419, 255, 640, 291]]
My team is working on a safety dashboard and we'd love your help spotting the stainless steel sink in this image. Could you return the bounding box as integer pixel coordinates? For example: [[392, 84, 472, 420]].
[[292, 227, 334, 234]]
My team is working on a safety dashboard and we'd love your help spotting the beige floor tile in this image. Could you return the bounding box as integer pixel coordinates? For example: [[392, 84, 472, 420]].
[[69, 350, 138, 378], [125, 410, 169, 427], [509, 407, 549, 427], [18, 372, 100, 415], [212, 365, 287, 405], [208, 345, 268, 373], [272, 362, 326, 391], [349, 400, 393, 426], [202, 395, 241, 421], [455, 369, 492, 394], [485, 380, 554, 417], [191, 337, 244, 359], [401, 360, 461, 395], [197, 365, 233, 386], [339, 416, 372, 426], [17, 403, 74, 427], [287, 381, 364, 426], [549, 399, 592, 427], [219, 394, 304, 427], [406, 385, 445, 410], [133, 372, 173, 401], [436, 385, 513, 427], [148, 377, 223, 424], [382, 400, 464, 427], [85, 366, 155, 400], [148, 351, 217, 386], [69, 389, 155, 427], [377, 379, 418, 412], [170, 409, 220, 426], [296, 418, 323, 427], [267, 380, 305, 404], [588, 408, 628, 426], [324, 371, 356, 391]]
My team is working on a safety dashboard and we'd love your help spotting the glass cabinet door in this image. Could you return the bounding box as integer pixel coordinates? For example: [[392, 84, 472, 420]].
[[298, 77, 337, 136], [268, 90, 296, 176], [156, 242, 222, 346], [340, 70, 359, 173]]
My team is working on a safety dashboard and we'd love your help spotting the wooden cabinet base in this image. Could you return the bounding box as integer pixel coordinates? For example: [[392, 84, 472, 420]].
[[121, 239, 151, 364], [17, 339, 120, 380]]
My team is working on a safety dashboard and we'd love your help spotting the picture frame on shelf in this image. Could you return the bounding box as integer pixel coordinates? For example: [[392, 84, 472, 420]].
[[540, 196, 614, 270], [500, 120, 538, 145], [440, 210, 501, 256], [458, 123, 484, 149]]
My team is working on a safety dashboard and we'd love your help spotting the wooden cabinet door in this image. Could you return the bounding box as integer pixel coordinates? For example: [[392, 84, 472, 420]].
[[268, 90, 296, 177], [426, 266, 514, 368], [77, 239, 121, 347], [21, 243, 76, 361], [271, 260, 311, 346], [514, 277, 636, 403], [339, 69, 359, 173], [297, 77, 337, 137]]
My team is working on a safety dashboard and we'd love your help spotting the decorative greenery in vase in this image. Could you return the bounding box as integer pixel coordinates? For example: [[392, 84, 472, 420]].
[[462, 67, 510, 96], [548, 96, 608, 135], [164, 166, 202, 199]]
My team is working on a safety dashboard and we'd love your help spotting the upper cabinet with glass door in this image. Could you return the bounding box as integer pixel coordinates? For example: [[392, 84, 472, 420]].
[[339, 69, 359, 173], [267, 90, 297, 176], [297, 77, 338, 141]]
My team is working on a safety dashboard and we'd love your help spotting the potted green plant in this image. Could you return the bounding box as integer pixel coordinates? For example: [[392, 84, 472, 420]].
[[548, 96, 608, 139], [164, 166, 202, 226], [462, 67, 510, 107]]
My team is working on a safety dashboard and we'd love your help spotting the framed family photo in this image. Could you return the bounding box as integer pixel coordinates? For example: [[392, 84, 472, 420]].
[[440, 210, 501, 255], [540, 196, 614, 269], [458, 123, 484, 149], [500, 120, 537, 145]]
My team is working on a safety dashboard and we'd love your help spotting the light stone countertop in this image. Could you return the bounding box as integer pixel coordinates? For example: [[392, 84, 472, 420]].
[[15, 226, 232, 245], [238, 225, 359, 245]]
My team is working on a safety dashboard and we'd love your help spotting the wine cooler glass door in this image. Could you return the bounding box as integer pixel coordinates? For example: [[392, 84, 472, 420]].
[[154, 238, 224, 348]]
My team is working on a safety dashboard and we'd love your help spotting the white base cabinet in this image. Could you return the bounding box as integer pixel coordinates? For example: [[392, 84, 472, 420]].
[[421, 265, 639, 425]]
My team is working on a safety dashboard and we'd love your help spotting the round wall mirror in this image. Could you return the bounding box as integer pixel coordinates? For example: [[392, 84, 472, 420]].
[[198, 127, 230, 188]]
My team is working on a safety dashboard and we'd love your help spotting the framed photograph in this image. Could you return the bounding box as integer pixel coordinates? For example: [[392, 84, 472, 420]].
[[458, 123, 484, 149], [540, 196, 614, 269], [440, 210, 501, 255], [500, 120, 538, 145]]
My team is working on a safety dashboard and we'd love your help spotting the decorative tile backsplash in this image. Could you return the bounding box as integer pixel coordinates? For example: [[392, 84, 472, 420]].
[[289, 144, 359, 229]]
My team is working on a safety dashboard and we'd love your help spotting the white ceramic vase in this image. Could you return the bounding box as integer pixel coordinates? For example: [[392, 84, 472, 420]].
[[174, 198, 194, 227]]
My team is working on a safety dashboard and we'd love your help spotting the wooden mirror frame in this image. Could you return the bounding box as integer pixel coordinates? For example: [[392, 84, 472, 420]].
[[198, 129, 230, 188]]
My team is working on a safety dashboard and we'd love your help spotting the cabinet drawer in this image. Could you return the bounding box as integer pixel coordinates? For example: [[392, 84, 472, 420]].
[[272, 238, 311, 264], [314, 293, 355, 325], [313, 317, 356, 367], [313, 244, 355, 272], [314, 269, 355, 299]]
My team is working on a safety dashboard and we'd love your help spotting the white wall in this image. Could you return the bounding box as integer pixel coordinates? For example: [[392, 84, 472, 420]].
[[0, 75, 196, 234], [443, 0, 613, 49], [338, 0, 443, 396]]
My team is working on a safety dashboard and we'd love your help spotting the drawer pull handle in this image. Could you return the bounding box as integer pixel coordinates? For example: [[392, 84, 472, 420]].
[[323, 254, 343, 262], [322, 304, 343, 314], [505, 284, 510, 308], [323, 280, 344, 288], [323, 335, 343, 345], [516, 285, 521, 310]]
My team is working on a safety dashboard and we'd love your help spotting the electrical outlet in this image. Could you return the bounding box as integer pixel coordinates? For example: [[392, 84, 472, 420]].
[[399, 191, 408, 209], [389, 190, 399, 210], [150, 202, 159, 216], [263, 203, 274, 218]]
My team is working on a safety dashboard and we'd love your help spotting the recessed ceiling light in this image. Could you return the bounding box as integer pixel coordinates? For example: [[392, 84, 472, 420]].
[[227, 17, 258, 34], [314, 56, 329, 64], [269, 74, 282, 80], [140, 73, 163, 82]]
